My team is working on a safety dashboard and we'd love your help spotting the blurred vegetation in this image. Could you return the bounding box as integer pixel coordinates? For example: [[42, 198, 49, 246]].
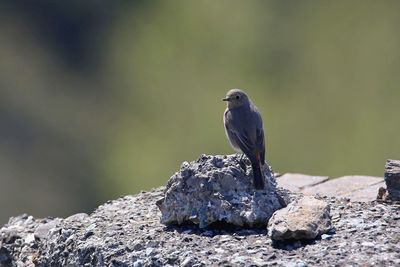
[[0, 1, 399, 224]]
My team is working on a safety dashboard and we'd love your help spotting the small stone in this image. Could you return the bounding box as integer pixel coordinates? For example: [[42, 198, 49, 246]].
[[218, 235, 232, 243], [34, 219, 60, 239], [145, 247, 154, 256], [133, 259, 143, 267], [321, 234, 332, 240], [361, 241, 375, 247], [86, 223, 97, 232], [181, 256, 193, 267], [296, 260, 308, 267], [231, 255, 249, 263], [252, 258, 270, 266], [24, 233, 35, 244], [377, 187, 388, 201], [268, 196, 332, 240], [65, 234, 76, 246], [61, 229, 74, 239]]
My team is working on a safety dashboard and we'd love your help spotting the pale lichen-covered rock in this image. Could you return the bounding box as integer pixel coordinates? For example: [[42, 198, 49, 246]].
[[268, 196, 332, 240], [156, 154, 288, 228]]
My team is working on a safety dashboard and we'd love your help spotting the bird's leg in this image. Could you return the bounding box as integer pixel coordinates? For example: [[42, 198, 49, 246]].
[[238, 153, 247, 172]]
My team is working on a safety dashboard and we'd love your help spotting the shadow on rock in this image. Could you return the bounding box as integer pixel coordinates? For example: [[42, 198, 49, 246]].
[[271, 239, 317, 251], [163, 221, 268, 238]]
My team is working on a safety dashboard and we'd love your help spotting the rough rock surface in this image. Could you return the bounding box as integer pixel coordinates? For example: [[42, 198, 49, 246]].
[[276, 173, 329, 192], [1, 188, 400, 266], [268, 196, 332, 240], [276, 173, 386, 202], [385, 159, 400, 201], [157, 154, 287, 228]]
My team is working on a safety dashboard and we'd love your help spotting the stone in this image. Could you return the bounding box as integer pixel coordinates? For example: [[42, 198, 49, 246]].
[[24, 233, 35, 244], [145, 247, 154, 256], [377, 187, 388, 201], [361, 241, 375, 247], [181, 256, 193, 267], [301, 176, 383, 200], [276, 173, 329, 192], [384, 159, 400, 201], [341, 181, 385, 202], [321, 234, 333, 240], [156, 154, 287, 228], [34, 219, 61, 240], [133, 259, 143, 267], [268, 196, 332, 240]]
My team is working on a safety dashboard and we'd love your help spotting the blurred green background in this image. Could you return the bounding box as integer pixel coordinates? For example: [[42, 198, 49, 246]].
[[1, 1, 399, 224]]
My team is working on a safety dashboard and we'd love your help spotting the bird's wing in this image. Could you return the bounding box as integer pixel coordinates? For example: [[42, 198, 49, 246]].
[[256, 127, 265, 164], [251, 105, 266, 164], [226, 126, 257, 162]]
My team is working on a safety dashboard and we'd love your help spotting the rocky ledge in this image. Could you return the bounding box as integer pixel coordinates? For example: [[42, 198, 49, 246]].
[[1, 157, 400, 267]]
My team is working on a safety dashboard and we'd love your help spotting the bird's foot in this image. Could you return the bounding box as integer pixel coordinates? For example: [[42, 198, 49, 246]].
[[237, 154, 247, 172]]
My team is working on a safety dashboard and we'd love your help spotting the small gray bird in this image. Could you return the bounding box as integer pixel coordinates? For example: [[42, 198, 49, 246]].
[[223, 89, 266, 190]]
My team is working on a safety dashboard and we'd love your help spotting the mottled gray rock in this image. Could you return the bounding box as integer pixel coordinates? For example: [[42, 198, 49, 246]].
[[157, 154, 287, 228], [1, 188, 400, 266], [268, 196, 332, 240], [384, 159, 400, 201]]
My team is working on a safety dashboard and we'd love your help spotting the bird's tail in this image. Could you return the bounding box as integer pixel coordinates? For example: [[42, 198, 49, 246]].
[[252, 162, 265, 190]]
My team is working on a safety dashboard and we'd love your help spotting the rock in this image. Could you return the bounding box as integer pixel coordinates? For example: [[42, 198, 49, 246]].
[[361, 241, 375, 247], [301, 175, 383, 201], [384, 159, 400, 201], [268, 196, 332, 240], [277, 173, 329, 192], [157, 154, 287, 228], [341, 181, 385, 202], [133, 259, 143, 267], [377, 187, 388, 201], [181, 256, 193, 267], [24, 233, 35, 244], [1, 187, 400, 266], [34, 219, 61, 240], [321, 234, 333, 240]]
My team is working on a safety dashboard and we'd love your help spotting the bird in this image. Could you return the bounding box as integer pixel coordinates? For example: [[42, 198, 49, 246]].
[[223, 89, 266, 190]]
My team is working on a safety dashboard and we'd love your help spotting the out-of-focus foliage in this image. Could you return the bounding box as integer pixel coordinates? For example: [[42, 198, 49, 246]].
[[1, 0, 399, 224]]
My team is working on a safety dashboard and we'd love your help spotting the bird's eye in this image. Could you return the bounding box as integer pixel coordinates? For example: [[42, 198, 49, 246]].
[[236, 95, 240, 99]]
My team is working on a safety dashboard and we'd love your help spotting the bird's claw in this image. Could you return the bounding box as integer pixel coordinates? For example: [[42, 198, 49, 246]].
[[236, 154, 247, 172], [239, 161, 247, 172]]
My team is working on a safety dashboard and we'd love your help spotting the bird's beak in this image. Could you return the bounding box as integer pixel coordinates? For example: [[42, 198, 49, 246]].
[[222, 97, 230, 101]]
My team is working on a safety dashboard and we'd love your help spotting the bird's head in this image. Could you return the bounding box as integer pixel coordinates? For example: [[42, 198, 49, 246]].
[[222, 89, 249, 109]]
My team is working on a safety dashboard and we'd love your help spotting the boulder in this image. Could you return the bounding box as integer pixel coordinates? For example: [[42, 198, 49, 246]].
[[157, 154, 288, 228]]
